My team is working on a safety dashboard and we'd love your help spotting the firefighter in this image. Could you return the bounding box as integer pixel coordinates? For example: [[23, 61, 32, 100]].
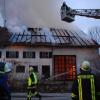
[[0, 62, 12, 100], [27, 67, 41, 100], [71, 60, 100, 100]]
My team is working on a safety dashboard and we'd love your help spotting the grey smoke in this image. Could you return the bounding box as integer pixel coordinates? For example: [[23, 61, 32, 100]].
[[0, 13, 3, 26], [8, 26, 31, 35], [0, 0, 76, 30], [40, 27, 55, 43]]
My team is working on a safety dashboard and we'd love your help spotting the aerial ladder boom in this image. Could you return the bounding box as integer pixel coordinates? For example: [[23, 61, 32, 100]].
[[61, 2, 100, 22]]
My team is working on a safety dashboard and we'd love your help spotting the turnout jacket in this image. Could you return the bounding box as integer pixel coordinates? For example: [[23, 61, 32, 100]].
[[28, 72, 38, 86], [71, 73, 100, 100], [27, 72, 38, 97]]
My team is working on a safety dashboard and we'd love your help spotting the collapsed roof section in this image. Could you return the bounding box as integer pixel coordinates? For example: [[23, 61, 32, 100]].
[[0, 27, 98, 48]]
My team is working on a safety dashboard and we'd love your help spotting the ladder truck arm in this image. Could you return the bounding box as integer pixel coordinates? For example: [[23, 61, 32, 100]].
[[61, 2, 100, 23]]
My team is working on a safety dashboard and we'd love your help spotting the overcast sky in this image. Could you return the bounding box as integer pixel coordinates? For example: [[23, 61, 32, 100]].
[[0, 0, 100, 33], [65, 0, 100, 33]]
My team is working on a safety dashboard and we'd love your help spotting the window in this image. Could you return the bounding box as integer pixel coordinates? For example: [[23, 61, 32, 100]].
[[16, 65, 25, 73], [42, 65, 50, 79], [6, 51, 19, 58], [40, 52, 52, 58], [0, 51, 1, 58], [23, 51, 35, 58], [0, 62, 5, 72], [54, 55, 76, 81]]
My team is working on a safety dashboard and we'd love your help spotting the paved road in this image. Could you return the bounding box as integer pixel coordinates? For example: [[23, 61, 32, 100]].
[[11, 93, 71, 100]]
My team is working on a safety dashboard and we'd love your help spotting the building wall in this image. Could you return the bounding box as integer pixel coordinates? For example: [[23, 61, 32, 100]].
[[0, 46, 99, 80], [0, 46, 52, 80]]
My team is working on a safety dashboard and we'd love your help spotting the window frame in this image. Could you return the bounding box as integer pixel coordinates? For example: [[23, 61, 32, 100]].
[[29, 65, 38, 72], [42, 65, 50, 79], [23, 51, 35, 58], [40, 52, 52, 58], [6, 51, 19, 58], [16, 65, 25, 73]]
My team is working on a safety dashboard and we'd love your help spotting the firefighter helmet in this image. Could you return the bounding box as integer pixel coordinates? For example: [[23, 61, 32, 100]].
[[29, 67, 34, 72], [5, 63, 12, 73], [80, 61, 91, 71]]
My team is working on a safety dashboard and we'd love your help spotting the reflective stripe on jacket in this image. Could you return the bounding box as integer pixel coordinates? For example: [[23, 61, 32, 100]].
[[28, 72, 38, 86], [71, 74, 98, 100], [77, 75, 96, 100]]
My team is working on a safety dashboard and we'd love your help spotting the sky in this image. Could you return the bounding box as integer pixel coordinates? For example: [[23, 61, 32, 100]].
[[65, 0, 100, 33], [0, 0, 100, 33]]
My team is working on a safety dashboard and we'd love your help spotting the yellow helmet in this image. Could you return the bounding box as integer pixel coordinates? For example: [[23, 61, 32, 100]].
[[80, 61, 91, 71]]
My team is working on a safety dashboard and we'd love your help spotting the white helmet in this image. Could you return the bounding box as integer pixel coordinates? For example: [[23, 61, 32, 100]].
[[80, 60, 91, 71], [5, 63, 12, 73]]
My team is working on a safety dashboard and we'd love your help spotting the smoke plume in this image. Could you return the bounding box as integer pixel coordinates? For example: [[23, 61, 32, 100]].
[[0, 0, 76, 30]]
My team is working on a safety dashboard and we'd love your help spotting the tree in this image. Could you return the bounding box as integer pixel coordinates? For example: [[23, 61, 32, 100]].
[[0, 27, 11, 46]]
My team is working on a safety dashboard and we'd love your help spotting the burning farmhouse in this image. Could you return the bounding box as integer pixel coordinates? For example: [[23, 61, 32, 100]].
[[0, 26, 99, 82], [0, 0, 100, 92]]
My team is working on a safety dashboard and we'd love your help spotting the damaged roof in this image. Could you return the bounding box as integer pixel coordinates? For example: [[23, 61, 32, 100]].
[[0, 27, 98, 48]]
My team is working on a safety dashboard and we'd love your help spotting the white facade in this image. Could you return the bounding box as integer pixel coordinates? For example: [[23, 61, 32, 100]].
[[0, 45, 99, 80], [0, 46, 52, 80]]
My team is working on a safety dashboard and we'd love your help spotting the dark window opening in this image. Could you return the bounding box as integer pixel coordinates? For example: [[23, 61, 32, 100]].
[[40, 52, 52, 58], [42, 65, 50, 79], [6, 51, 19, 58], [23, 51, 35, 58], [0, 62, 5, 72], [16, 65, 25, 73], [29, 66, 38, 72]]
